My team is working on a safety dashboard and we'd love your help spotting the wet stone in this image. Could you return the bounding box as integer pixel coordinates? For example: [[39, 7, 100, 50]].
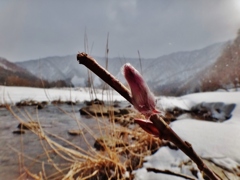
[[17, 121, 40, 130], [68, 129, 85, 136], [12, 129, 25, 134]]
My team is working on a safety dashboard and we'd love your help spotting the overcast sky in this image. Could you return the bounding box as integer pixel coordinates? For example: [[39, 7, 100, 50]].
[[0, 0, 240, 62]]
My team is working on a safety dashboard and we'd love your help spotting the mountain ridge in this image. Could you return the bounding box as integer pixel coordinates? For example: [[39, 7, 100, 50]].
[[15, 41, 229, 95], [0, 57, 70, 88]]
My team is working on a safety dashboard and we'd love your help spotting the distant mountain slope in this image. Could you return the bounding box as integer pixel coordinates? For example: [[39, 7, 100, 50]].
[[0, 57, 28, 73], [0, 57, 69, 88], [16, 41, 228, 95], [0, 57, 42, 86], [138, 41, 229, 95], [16, 55, 86, 85], [199, 30, 240, 91]]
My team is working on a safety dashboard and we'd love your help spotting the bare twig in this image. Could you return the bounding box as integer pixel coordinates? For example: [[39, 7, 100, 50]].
[[146, 167, 196, 180], [77, 53, 132, 104], [76, 53, 221, 180], [137, 50, 143, 75]]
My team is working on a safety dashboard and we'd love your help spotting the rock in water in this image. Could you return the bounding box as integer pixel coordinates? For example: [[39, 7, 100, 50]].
[[191, 102, 236, 122]]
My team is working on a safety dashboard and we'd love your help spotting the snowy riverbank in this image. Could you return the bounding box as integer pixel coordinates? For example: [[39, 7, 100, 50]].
[[0, 86, 240, 179]]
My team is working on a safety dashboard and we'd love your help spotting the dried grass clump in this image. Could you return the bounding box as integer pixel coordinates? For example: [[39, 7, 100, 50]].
[[63, 158, 126, 180], [62, 128, 161, 180], [7, 100, 161, 180]]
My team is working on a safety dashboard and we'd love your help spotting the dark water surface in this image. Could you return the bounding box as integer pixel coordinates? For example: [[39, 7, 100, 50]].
[[0, 103, 106, 179]]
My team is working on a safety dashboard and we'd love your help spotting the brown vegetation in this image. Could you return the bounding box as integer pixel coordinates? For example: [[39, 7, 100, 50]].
[[2, 72, 69, 88]]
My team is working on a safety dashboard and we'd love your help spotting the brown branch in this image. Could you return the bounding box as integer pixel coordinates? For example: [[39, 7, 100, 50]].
[[76, 53, 221, 180], [77, 53, 132, 104]]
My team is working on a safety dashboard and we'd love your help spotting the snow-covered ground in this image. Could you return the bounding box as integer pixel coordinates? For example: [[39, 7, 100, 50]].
[[135, 91, 240, 180], [0, 86, 125, 105], [0, 86, 240, 179]]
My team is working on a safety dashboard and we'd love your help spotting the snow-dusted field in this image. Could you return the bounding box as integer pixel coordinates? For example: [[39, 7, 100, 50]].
[[0, 86, 125, 105], [1, 86, 240, 179]]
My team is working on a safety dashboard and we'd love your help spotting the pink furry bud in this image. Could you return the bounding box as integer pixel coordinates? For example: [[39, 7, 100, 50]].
[[122, 63, 159, 117]]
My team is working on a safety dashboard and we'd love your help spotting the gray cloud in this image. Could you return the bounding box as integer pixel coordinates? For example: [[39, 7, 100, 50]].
[[0, 0, 240, 62]]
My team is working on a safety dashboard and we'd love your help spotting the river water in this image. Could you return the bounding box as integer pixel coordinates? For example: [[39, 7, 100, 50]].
[[0, 103, 108, 179]]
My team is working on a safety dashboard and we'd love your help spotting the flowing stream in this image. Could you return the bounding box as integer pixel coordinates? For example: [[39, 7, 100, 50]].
[[0, 103, 105, 179]]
